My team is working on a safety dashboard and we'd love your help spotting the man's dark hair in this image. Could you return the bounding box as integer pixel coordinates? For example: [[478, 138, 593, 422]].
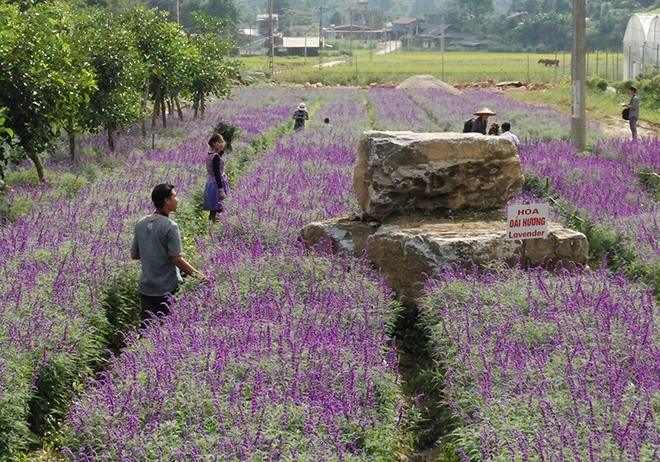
[[501, 122, 511, 131], [324, 118, 330, 124], [152, 183, 175, 208], [630, 86, 637, 93]]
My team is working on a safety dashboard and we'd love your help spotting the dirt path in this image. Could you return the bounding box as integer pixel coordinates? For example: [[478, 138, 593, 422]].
[[600, 116, 659, 139]]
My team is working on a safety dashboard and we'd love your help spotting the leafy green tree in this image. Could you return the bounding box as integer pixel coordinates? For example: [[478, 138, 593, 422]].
[[76, 8, 147, 153], [507, 12, 572, 52], [587, 4, 633, 51], [456, 0, 494, 22], [273, 0, 290, 17], [285, 0, 315, 27], [0, 108, 15, 182], [145, 0, 239, 32], [186, 12, 239, 117], [329, 11, 342, 26], [124, 7, 190, 131], [0, 1, 96, 181]]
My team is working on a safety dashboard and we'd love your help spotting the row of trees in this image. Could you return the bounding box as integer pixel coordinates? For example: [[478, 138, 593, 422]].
[[0, 1, 239, 182]]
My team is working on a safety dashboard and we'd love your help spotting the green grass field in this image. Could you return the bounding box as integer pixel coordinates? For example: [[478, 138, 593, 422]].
[[238, 49, 660, 128], [239, 50, 624, 86]]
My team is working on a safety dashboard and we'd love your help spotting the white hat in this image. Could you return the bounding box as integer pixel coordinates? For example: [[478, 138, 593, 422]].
[[298, 102, 307, 110], [474, 106, 496, 116]]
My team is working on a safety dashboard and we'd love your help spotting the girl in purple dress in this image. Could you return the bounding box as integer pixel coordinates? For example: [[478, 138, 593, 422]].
[[203, 133, 230, 222]]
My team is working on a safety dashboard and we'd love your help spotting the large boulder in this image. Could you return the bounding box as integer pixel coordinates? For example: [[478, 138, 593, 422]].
[[301, 216, 589, 303], [353, 131, 524, 220]]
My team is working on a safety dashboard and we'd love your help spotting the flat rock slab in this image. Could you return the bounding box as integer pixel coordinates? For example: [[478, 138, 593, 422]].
[[301, 217, 588, 303]]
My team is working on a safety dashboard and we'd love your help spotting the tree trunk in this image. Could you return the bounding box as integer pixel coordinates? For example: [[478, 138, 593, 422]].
[[160, 93, 166, 128], [107, 124, 116, 152], [152, 86, 160, 129], [200, 93, 206, 118], [69, 132, 76, 162], [26, 150, 45, 182], [175, 95, 183, 121], [141, 84, 149, 138]]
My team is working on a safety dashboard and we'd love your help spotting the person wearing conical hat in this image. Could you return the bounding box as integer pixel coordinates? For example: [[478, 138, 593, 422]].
[[471, 106, 496, 135], [292, 102, 309, 131]]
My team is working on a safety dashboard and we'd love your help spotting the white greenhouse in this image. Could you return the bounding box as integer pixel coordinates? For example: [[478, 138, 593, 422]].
[[623, 13, 660, 80]]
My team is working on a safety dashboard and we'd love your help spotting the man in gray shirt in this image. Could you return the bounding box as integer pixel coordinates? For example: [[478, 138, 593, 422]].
[[131, 183, 205, 321], [624, 86, 639, 139]]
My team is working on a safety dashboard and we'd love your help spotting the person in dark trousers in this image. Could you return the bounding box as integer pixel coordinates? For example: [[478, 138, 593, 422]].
[[131, 183, 205, 322], [203, 133, 229, 223], [471, 107, 496, 134], [623, 86, 639, 139], [292, 102, 309, 131]]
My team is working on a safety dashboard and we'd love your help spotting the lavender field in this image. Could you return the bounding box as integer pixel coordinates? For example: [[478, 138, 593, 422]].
[[0, 86, 658, 461]]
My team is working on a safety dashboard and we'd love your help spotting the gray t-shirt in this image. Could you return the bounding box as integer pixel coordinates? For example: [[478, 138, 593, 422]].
[[131, 215, 183, 296], [629, 94, 639, 118]]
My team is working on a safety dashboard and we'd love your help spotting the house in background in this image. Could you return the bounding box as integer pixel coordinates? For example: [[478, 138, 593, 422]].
[[390, 17, 423, 40], [278, 36, 321, 56], [325, 24, 383, 41]]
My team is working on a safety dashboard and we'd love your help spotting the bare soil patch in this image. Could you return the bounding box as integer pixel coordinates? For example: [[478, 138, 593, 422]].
[[396, 75, 462, 94]]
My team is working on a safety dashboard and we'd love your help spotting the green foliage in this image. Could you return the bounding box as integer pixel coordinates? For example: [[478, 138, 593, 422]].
[[0, 1, 97, 181], [6, 169, 42, 188], [523, 170, 637, 271], [101, 268, 141, 355], [76, 8, 146, 144], [0, 361, 33, 458], [54, 173, 88, 199], [638, 167, 660, 200], [638, 74, 660, 102], [212, 119, 242, 151], [0, 107, 14, 181], [586, 75, 608, 91]]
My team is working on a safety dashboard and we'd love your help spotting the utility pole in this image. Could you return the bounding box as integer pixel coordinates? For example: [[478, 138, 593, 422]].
[[349, 10, 354, 55], [441, 14, 445, 80], [174, 0, 179, 25], [571, 0, 586, 151], [268, 0, 274, 78], [318, 6, 324, 73]]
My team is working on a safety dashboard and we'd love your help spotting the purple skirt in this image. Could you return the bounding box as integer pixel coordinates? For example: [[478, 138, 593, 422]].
[[203, 175, 230, 211]]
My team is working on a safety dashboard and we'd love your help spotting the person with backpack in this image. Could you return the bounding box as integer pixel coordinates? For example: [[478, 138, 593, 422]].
[[470, 107, 496, 135]]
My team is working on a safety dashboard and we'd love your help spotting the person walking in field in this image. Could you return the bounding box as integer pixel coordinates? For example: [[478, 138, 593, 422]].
[[622, 86, 639, 139], [292, 102, 309, 131], [203, 133, 230, 223], [471, 107, 496, 134], [500, 122, 520, 146], [131, 183, 205, 322]]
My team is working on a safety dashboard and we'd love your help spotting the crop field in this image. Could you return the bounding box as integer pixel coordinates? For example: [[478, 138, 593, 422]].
[[242, 50, 625, 85], [1, 85, 659, 461]]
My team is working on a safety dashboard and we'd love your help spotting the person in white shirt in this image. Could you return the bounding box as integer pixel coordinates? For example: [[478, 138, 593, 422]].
[[499, 122, 520, 146]]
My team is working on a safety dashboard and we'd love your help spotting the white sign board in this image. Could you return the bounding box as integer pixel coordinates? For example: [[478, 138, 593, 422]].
[[506, 203, 549, 240]]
